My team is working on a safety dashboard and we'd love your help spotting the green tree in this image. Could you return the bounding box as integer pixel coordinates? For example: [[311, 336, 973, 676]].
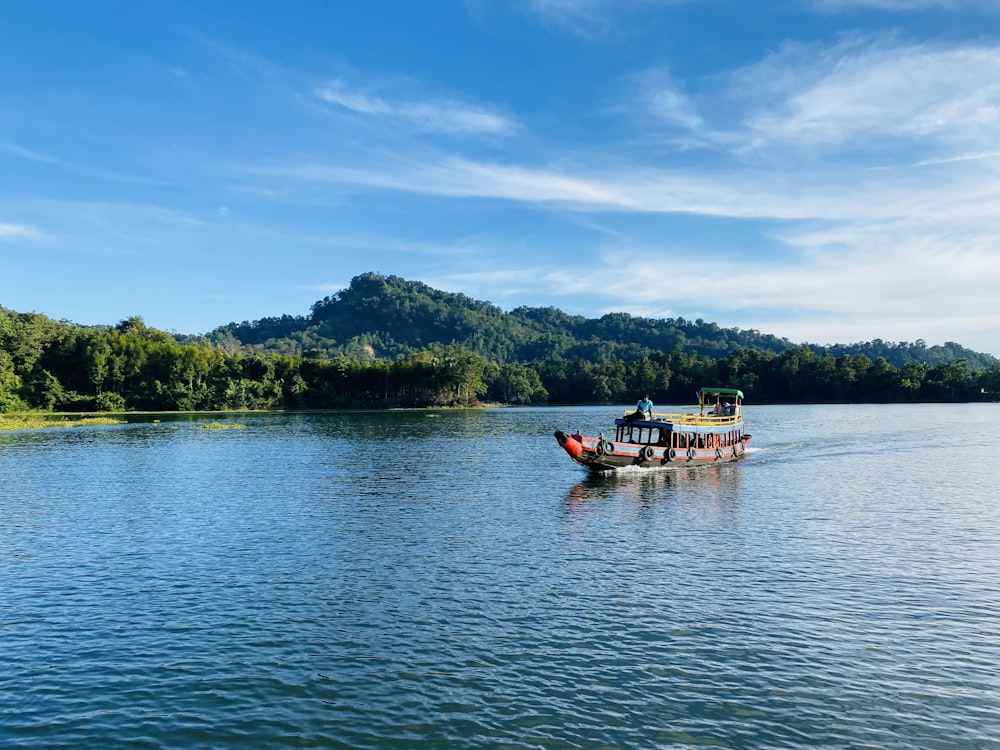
[[923, 360, 974, 401], [96, 391, 127, 412], [24, 369, 65, 410], [86, 338, 111, 395], [977, 365, 1000, 400], [492, 363, 548, 405], [0, 350, 25, 412]]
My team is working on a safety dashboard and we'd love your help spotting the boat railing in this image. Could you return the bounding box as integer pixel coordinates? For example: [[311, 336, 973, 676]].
[[622, 409, 741, 427], [664, 411, 741, 427]]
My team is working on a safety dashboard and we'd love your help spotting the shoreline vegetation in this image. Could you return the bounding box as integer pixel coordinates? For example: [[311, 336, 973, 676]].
[[0, 405, 502, 432], [0, 391, 995, 434], [3, 276, 999, 417], [0, 414, 126, 431]]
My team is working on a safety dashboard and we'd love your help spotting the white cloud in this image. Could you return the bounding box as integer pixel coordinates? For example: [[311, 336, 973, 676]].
[[315, 81, 393, 116], [0, 222, 41, 240], [632, 67, 704, 131], [315, 79, 516, 136], [251, 151, 1000, 232], [519, 0, 694, 37], [0, 200, 205, 261], [521, 0, 616, 36], [807, 0, 986, 11], [736, 40, 1000, 153]]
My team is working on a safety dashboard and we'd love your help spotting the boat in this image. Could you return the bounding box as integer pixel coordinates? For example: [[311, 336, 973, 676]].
[[554, 387, 752, 472]]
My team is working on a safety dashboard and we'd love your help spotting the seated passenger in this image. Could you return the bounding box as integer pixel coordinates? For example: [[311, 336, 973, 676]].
[[635, 395, 653, 420]]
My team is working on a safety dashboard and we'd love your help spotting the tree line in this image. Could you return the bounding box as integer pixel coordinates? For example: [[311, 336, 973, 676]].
[[2, 308, 998, 413], [208, 272, 998, 371]]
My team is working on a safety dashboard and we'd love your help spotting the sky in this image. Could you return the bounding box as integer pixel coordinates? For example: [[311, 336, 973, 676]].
[[2, 0, 1000, 356]]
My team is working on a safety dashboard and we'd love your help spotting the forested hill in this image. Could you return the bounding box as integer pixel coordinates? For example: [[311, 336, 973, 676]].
[[208, 272, 997, 370], [3, 275, 999, 413]]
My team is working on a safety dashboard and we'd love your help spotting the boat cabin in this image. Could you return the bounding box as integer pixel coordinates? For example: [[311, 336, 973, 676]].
[[614, 387, 745, 451]]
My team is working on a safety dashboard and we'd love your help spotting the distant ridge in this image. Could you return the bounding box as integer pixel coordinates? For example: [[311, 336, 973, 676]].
[[203, 272, 998, 369]]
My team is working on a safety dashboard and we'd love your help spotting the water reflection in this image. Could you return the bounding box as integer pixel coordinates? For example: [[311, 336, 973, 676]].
[[566, 464, 745, 502], [561, 465, 746, 530], [291, 408, 499, 442]]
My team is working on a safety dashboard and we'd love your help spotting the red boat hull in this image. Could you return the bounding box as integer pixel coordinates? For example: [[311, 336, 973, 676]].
[[555, 430, 751, 472]]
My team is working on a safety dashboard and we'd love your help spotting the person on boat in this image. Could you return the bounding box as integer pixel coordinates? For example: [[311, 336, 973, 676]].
[[635, 395, 653, 420], [712, 400, 723, 416]]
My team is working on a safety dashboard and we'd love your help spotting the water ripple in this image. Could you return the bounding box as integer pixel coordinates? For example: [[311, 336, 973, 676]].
[[3, 407, 1000, 748]]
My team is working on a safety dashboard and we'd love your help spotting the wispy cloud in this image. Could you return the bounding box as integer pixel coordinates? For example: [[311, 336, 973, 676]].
[[521, 0, 618, 36], [519, 0, 693, 37], [233, 221, 481, 259], [0, 142, 64, 165], [631, 67, 704, 132], [0, 199, 204, 259], [2, 139, 183, 187], [0, 222, 41, 240], [734, 39, 1000, 154], [248, 151, 1000, 229], [182, 32, 517, 138], [806, 0, 992, 11], [182, 28, 291, 82], [261, 37, 1000, 220], [315, 79, 516, 136]]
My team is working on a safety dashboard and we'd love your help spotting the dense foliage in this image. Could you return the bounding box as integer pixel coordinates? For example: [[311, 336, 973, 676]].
[[3, 273, 999, 412], [207, 272, 998, 371], [0, 309, 495, 412]]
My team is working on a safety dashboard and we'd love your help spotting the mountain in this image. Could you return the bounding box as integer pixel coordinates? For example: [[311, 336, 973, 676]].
[[204, 272, 998, 370]]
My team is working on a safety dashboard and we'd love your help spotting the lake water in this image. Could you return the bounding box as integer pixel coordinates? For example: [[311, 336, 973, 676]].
[[2, 404, 1000, 749]]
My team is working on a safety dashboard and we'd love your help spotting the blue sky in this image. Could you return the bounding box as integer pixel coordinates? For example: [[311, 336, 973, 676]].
[[3, 1, 1000, 356]]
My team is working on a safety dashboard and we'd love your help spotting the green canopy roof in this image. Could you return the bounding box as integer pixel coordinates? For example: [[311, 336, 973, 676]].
[[700, 387, 744, 399]]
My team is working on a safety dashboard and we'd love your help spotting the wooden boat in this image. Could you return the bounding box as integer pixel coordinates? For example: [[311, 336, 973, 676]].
[[554, 387, 752, 472]]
